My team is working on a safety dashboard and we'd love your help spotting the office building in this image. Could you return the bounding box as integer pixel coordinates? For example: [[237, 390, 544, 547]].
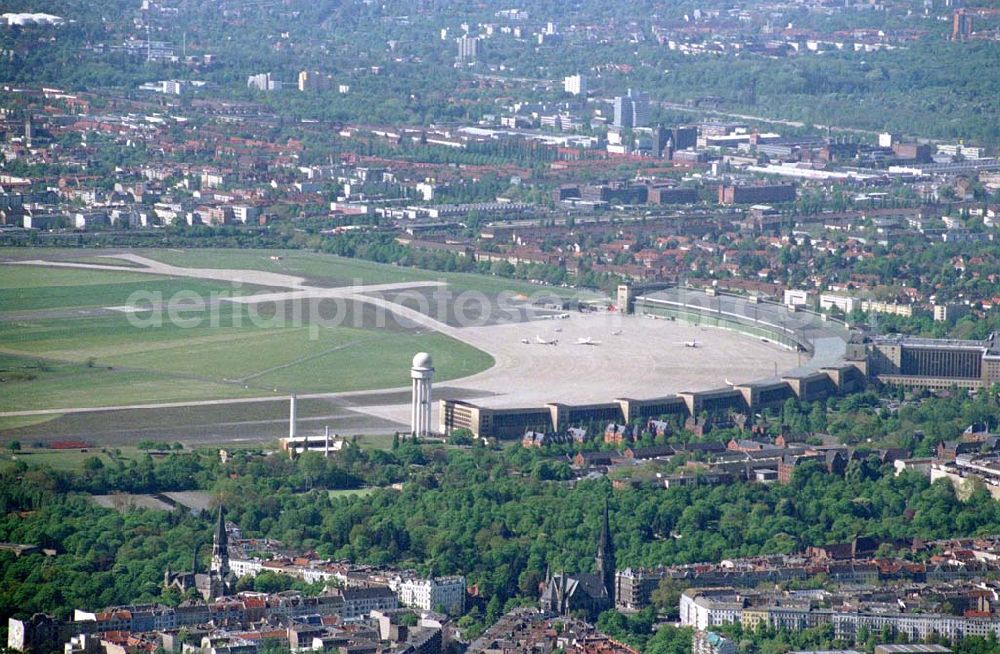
[[860, 300, 916, 318], [456, 35, 478, 61], [784, 289, 813, 308], [819, 294, 859, 315], [247, 73, 281, 91], [868, 334, 1000, 390], [629, 89, 650, 128], [672, 126, 699, 150], [953, 9, 973, 39], [564, 74, 586, 96], [298, 70, 332, 92], [612, 89, 650, 129], [281, 429, 344, 458], [613, 96, 632, 129], [933, 304, 969, 323], [718, 183, 796, 205]]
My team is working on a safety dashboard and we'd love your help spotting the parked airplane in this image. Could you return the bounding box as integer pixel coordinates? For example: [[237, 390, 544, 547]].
[[535, 335, 558, 345], [521, 338, 531, 344], [611, 329, 622, 336], [576, 336, 600, 345], [677, 339, 700, 348]]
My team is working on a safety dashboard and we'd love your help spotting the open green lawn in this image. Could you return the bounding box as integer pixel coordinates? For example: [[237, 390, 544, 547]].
[[137, 248, 601, 298], [0, 246, 603, 299], [0, 265, 155, 289], [0, 264, 265, 313], [0, 310, 491, 411], [327, 488, 378, 500], [0, 445, 149, 472], [0, 351, 272, 412], [0, 248, 546, 412], [0, 277, 260, 313], [0, 414, 61, 431]]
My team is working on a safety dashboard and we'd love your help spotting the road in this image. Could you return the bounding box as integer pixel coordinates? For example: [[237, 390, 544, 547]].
[[656, 100, 881, 137], [0, 386, 417, 418]]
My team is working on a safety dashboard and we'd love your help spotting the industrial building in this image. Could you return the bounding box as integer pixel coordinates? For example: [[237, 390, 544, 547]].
[[718, 183, 796, 205]]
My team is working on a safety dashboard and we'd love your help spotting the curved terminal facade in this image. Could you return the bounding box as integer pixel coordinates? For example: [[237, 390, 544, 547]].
[[441, 287, 867, 439]]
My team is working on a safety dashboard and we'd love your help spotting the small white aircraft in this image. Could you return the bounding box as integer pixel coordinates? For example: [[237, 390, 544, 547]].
[[521, 338, 531, 344], [535, 335, 558, 345], [677, 339, 700, 348], [611, 329, 622, 336], [576, 336, 601, 346]]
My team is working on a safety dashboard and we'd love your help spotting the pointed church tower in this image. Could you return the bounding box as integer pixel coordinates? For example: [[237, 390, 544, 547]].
[[595, 498, 615, 608], [211, 505, 229, 577], [559, 569, 568, 616]]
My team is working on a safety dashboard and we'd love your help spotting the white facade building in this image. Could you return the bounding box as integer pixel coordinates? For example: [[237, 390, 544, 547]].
[[564, 74, 587, 96], [247, 73, 282, 92], [680, 589, 1000, 642], [231, 205, 260, 224], [456, 36, 478, 61], [680, 590, 744, 630], [392, 576, 465, 615], [819, 293, 859, 315], [783, 289, 812, 308]]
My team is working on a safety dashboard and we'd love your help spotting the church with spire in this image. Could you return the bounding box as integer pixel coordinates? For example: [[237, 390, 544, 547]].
[[539, 501, 616, 619], [164, 504, 236, 601]]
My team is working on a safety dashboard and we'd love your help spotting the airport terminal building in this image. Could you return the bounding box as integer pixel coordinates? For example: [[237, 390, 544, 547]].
[[440, 287, 867, 439], [868, 334, 1000, 391], [439, 286, 999, 440]]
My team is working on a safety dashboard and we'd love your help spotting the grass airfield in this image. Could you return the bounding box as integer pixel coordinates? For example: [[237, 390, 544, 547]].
[[0, 247, 795, 445], [0, 248, 503, 435]]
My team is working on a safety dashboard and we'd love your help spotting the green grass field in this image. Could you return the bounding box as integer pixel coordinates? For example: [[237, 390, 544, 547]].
[[0, 265, 156, 289], [1, 247, 603, 299], [0, 277, 261, 313], [327, 488, 378, 500], [0, 351, 272, 412], [0, 251, 498, 413], [0, 309, 492, 411], [0, 445, 149, 472], [137, 248, 600, 298]]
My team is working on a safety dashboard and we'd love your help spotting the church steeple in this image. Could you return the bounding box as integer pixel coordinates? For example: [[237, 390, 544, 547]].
[[595, 498, 615, 607], [211, 504, 229, 577]]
